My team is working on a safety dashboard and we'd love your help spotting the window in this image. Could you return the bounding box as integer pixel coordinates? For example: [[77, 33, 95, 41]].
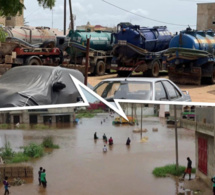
[[155, 82, 168, 100], [107, 82, 120, 97], [94, 82, 109, 98], [94, 81, 152, 100], [162, 81, 181, 100]]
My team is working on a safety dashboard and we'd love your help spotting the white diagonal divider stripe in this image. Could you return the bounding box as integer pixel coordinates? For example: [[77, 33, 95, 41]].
[[70, 75, 128, 121]]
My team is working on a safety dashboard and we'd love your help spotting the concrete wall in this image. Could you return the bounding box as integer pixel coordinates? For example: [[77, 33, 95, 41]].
[[169, 105, 183, 119], [159, 104, 169, 118], [180, 119, 196, 130], [197, 3, 215, 31], [196, 107, 214, 124]]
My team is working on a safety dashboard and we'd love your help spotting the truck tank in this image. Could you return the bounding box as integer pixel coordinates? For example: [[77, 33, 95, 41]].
[[67, 30, 113, 52], [169, 28, 215, 54], [4, 26, 56, 45], [113, 23, 172, 52]]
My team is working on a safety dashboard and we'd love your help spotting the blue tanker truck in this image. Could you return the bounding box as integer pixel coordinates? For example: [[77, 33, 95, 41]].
[[111, 23, 173, 77], [164, 27, 215, 85]]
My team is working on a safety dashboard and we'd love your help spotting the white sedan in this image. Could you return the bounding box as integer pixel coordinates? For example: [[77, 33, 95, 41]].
[[93, 78, 191, 102]]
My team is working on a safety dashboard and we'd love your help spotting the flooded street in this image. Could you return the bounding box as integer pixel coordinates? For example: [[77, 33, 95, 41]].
[[0, 114, 195, 195]]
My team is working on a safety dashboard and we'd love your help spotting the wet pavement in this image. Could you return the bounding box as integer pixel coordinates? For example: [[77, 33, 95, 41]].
[[0, 114, 197, 195]]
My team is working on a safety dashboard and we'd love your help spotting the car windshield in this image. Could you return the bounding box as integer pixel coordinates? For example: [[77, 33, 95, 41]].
[[94, 81, 152, 100]]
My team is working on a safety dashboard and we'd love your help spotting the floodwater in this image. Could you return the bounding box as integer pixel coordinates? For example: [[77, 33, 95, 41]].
[[0, 114, 195, 195]]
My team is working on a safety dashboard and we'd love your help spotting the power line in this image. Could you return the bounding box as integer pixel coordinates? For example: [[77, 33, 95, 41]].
[[102, 0, 196, 27]]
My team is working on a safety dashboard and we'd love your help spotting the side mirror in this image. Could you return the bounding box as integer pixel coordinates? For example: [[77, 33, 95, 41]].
[[77, 96, 83, 102], [53, 82, 66, 92]]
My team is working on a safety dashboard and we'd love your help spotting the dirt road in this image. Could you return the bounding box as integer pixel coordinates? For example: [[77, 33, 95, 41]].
[[88, 74, 215, 103]]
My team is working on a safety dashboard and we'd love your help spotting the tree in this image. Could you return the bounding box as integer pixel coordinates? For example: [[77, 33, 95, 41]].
[[0, 0, 56, 17]]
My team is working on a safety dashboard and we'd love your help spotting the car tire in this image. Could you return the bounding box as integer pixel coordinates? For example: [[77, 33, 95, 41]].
[[95, 61, 106, 76]]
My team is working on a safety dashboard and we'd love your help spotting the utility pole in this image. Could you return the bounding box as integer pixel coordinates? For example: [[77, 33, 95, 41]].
[[64, 0, 67, 35], [174, 105, 179, 170], [84, 37, 90, 85], [68, 0, 74, 30], [141, 104, 143, 139]]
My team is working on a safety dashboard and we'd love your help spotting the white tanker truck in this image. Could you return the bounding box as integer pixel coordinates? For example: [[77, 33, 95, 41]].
[[4, 26, 57, 45]]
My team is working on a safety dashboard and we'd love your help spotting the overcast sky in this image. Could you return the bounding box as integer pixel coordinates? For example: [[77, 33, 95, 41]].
[[24, 0, 215, 33]]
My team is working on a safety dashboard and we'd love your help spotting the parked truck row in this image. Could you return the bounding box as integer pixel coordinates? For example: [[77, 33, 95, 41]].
[[1, 24, 215, 85]]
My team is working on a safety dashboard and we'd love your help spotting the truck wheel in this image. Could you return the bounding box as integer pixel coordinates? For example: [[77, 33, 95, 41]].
[[25, 57, 42, 65], [149, 60, 160, 77], [95, 61, 106, 76], [28, 59, 41, 65], [118, 71, 132, 77], [208, 68, 215, 84]]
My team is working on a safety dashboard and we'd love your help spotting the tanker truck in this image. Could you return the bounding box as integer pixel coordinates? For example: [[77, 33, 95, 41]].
[[4, 26, 56, 45], [111, 23, 173, 77], [164, 27, 215, 85], [65, 29, 113, 76], [0, 26, 64, 74]]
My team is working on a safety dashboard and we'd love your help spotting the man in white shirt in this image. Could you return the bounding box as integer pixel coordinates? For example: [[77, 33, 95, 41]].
[[103, 145, 107, 152]]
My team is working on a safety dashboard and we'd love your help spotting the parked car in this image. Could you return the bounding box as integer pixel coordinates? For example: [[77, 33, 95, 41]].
[[0, 66, 85, 107], [93, 78, 191, 102]]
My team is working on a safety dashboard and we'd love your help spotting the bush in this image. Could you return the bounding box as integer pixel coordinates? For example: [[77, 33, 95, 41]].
[[23, 143, 44, 158], [0, 124, 11, 129], [11, 152, 29, 163], [42, 136, 59, 149], [152, 164, 196, 177], [32, 124, 50, 130], [1, 142, 14, 159], [76, 112, 95, 118]]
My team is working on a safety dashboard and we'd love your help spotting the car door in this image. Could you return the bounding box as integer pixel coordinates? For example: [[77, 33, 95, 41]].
[[161, 80, 184, 101], [155, 81, 169, 101]]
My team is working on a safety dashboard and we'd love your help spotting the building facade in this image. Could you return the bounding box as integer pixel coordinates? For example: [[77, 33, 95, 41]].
[[181, 107, 215, 187], [0, 107, 75, 125], [195, 107, 215, 187], [76, 22, 116, 32], [197, 3, 215, 31]]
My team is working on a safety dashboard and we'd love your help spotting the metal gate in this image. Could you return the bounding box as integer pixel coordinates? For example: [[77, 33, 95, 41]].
[[198, 137, 207, 175]]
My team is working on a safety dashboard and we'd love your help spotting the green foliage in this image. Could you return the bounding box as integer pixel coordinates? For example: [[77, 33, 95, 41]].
[[152, 164, 196, 177], [42, 136, 59, 149], [37, 0, 56, 9], [0, 0, 24, 16], [92, 109, 104, 113], [11, 152, 29, 163], [76, 112, 95, 118], [0, 28, 8, 42], [33, 124, 50, 130], [0, 124, 10, 129], [75, 109, 105, 118], [23, 143, 44, 158], [1, 142, 14, 159], [0, 0, 55, 17]]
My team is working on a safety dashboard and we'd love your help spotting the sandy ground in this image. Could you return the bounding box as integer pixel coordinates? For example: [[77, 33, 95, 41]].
[[88, 73, 215, 103]]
